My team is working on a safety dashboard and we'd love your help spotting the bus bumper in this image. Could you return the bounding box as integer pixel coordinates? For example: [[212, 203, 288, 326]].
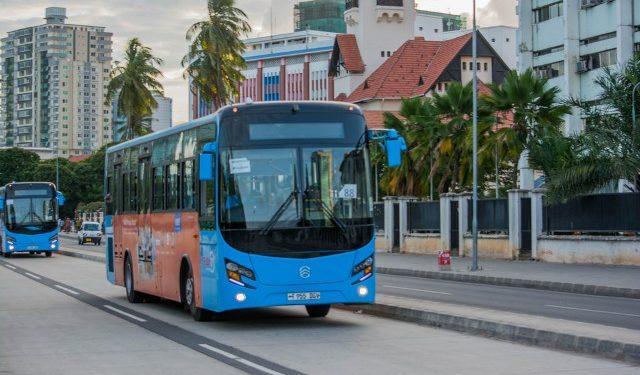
[[205, 275, 376, 312]]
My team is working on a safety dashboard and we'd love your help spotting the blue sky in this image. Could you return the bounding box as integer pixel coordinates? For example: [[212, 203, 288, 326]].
[[0, 0, 516, 124]]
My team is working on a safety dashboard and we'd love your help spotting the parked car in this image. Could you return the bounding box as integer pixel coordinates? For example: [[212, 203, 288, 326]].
[[78, 221, 102, 245]]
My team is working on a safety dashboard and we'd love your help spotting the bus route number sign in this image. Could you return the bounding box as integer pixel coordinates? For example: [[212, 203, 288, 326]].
[[338, 184, 357, 199]]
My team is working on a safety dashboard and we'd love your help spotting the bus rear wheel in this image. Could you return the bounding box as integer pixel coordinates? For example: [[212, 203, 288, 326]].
[[45, 252, 52, 258], [182, 267, 211, 322], [124, 256, 143, 303], [306, 304, 331, 318]]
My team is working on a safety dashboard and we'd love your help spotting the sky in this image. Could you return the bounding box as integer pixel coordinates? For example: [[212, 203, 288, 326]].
[[0, 0, 517, 125]]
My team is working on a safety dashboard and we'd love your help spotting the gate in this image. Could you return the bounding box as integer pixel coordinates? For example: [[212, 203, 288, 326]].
[[520, 197, 531, 259], [393, 202, 400, 251], [450, 200, 459, 256]]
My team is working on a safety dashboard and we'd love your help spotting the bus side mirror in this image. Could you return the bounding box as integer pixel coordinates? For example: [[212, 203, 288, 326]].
[[199, 153, 214, 181], [384, 129, 407, 167], [57, 192, 65, 207]]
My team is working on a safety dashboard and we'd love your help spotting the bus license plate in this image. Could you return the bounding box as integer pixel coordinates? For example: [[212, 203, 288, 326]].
[[287, 292, 321, 301]]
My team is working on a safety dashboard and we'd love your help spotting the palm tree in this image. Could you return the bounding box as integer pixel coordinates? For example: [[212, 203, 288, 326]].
[[106, 38, 164, 141], [183, 0, 251, 109], [539, 57, 640, 202], [484, 69, 570, 189]]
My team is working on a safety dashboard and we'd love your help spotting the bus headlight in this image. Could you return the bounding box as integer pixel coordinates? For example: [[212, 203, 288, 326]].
[[235, 292, 247, 302], [358, 285, 369, 297], [352, 255, 374, 282], [7, 236, 15, 251], [225, 259, 255, 287]]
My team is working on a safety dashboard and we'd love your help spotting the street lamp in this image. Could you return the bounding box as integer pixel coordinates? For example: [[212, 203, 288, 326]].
[[471, 0, 479, 272], [632, 81, 640, 131]]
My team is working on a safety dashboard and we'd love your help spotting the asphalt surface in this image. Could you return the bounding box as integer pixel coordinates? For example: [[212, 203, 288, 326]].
[[62, 236, 640, 331], [378, 274, 640, 330], [2, 254, 638, 375]]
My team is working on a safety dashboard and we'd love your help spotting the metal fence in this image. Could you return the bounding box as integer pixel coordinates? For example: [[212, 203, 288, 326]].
[[543, 193, 640, 234], [407, 201, 440, 233], [373, 202, 385, 232], [467, 198, 509, 233]]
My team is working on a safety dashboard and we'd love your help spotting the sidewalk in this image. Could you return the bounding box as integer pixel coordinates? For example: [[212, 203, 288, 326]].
[[376, 252, 640, 298]]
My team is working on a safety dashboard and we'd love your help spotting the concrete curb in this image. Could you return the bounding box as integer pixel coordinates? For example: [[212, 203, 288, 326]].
[[338, 303, 640, 365], [58, 250, 105, 263], [377, 267, 640, 299]]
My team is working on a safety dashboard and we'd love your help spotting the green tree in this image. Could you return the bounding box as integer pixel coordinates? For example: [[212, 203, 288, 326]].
[[182, 0, 251, 109], [484, 69, 571, 188], [0, 148, 39, 186], [106, 38, 164, 141], [540, 57, 640, 202], [31, 158, 78, 218]]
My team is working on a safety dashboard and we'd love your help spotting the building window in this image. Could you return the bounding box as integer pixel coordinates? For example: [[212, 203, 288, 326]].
[[381, 51, 385, 57], [484, 62, 488, 71], [506, 38, 510, 42], [434, 29, 438, 33], [533, 1, 563, 23], [580, 32, 616, 46], [419, 26, 423, 31], [386, 51, 391, 57], [477, 62, 481, 71], [462, 61, 467, 70], [491, 38, 495, 42], [533, 45, 564, 57], [580, 49, 617, 71], [533, 61, 564, 78]]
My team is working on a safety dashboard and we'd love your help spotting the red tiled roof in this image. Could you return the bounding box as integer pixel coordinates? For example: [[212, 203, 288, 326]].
[[347, 34, 473, 103], [363, 110, 402, 130], [69, 154, 91, 163], [335, 34, 365, 74]]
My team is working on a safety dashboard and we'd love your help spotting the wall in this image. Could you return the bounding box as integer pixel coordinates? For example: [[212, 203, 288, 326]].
[[462, 234, 512, 259], [537, 235, 640, 265], [401, 233, 441, 255]]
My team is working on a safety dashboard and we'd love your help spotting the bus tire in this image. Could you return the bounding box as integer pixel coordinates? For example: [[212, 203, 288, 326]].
[[182, 266, 210, 322], [45, 252, 52, 258], [305, 304, 331, 318], [124, 255, 143, 303], [3, 252, 10, 258]]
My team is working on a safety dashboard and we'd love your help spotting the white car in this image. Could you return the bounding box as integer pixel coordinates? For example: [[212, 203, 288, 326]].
[[78, 222, 102, 246]]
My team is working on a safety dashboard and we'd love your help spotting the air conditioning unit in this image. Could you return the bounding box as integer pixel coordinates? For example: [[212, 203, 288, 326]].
[[535, 69, 550, 79], [576, 60, 589, 73], [581, 0, 603, 8]]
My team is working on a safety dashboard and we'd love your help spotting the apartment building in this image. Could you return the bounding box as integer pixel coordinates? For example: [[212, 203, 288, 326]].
[[518, 0, 636, 134], [0, 7, 113, 156]]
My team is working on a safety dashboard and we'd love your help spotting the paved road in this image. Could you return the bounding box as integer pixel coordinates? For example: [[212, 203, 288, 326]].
[[61, 236, 640, 330], [2, 253, 638, 374], [378, 274, 640, 330]]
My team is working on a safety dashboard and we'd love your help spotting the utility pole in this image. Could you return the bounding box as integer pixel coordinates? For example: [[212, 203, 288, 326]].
[[471, 0, 479, 271]]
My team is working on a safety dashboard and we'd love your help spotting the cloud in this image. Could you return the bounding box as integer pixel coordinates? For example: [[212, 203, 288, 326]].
[[477, 0, 518, 27]]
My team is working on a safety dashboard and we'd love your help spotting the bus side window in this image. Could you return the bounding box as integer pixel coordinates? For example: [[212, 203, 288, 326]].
[[122, 172, 129, 212], [152, 167, 165, 211], [166, 163, 179, 211], [182, 159, 196, 210], [114, 165, 122, 214]]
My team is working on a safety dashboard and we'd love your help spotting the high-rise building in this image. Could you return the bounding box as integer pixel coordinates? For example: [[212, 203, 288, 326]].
[[0, 7, 113, 156], [518, 0, 634, 134], [294, 0, 346, 33]]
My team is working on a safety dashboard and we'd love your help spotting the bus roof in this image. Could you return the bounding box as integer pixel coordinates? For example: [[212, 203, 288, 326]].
[[106, 101, 363, 154], [4, 182, 55, 189]]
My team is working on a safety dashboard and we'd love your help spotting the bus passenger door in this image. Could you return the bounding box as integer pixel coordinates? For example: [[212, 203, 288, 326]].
[[198, 150, 219, 311]]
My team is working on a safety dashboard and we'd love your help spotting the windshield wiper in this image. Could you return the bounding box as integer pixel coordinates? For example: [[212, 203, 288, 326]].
[[304, 191, 350, 242], [259, 189, 299, 235]]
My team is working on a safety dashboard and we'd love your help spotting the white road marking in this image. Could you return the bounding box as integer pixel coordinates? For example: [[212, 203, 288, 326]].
[[383, 285, 452, 295], [545, 304, 640, 318], [199, 344, 285, 375], [55, 284, 79, 295], [103, 305, 147, 322], [24, 272, 41, 280], [4, 264, 16, 270]]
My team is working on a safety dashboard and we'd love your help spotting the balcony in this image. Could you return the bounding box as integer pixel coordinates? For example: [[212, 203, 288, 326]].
[[377, 0, 403, 5]]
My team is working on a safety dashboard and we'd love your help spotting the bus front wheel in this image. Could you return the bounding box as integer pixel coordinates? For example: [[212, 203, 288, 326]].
[[45, 252, 52, 258], [306, 304, 331, 318], [124, 256, 143, 303], [2, 252, 10, 258], [182, 267, 211, 322]]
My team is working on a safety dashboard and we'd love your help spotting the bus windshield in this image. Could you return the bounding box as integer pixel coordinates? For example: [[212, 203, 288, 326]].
[[4, 187, 57, 234], [219, 113, 374, 257]]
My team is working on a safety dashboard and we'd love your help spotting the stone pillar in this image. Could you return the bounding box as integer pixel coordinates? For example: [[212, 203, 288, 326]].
[[383, 196, 396, 253], [564, 0, 582, 134], [256, 60, 264, 102], [457, 192, 472, 257], [439, 194, 454, 252], [303, 54, 310, 100], [508, 189, 529, 258], [397, 196, 418, 252], [279, 58, 287, 100], [518, 150, 534, 190], [617, 0, 634, 66], [530, 189, 545, 260]]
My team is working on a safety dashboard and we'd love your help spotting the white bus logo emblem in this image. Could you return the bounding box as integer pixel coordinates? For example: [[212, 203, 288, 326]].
[[299, 266, 311, 278]]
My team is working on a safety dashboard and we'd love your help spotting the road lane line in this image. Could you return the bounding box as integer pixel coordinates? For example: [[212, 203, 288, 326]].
[[236, 358, 286, 375], [545, 304, 640, 318], [55, 284, 79, 295], [199, 344, 239, 359], [382, 285, 452, 295], [4, 264, 16, 270], [103, 305, 147, 322], [200, 344, 285, 375], [24, 272, 41, 280]]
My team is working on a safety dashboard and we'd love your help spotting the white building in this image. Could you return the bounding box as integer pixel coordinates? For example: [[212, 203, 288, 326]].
[[150, 94, 172, 132], [518, 0, 636, 134], [0, 7, 113, 156]]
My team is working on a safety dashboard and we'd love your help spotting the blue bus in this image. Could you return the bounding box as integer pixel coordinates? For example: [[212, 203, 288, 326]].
[[0, 182, 64, 258], [105, 102, 405, 320]]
